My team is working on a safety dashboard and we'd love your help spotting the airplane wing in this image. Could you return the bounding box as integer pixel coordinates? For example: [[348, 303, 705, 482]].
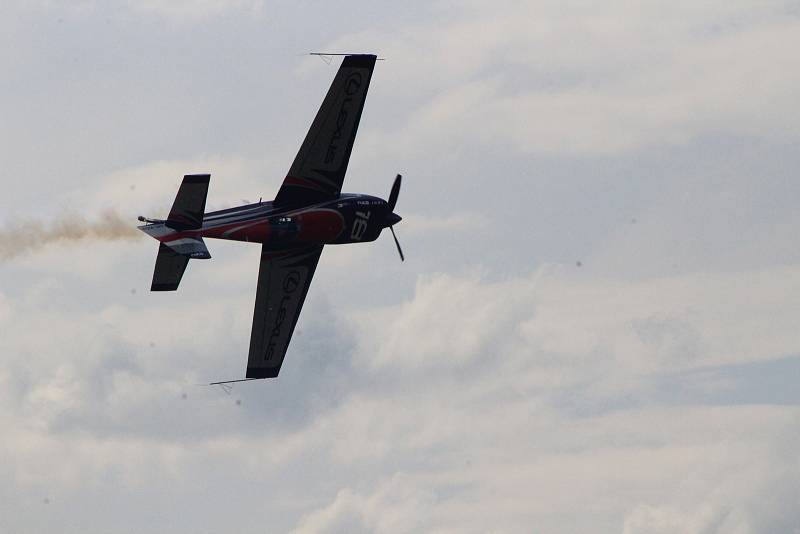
[[245, 245, 324, 378], [274, 54, 377, 207]]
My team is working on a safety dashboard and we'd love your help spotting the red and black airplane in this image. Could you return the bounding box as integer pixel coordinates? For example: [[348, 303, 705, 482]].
[[138, 54, 402, 381]]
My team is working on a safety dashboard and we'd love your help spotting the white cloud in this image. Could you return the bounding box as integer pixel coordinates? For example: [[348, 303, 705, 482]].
[[126, 0, 264, 22], [3, 1, 800, 532], [329, 0, 800, 156], [354, 265, 800, 383], [75, 155, 273, 216], [291, 476, 436, 534], [2, 246, 800, 531], [622, 504, 749, 534], [402, 212, 490, 236]]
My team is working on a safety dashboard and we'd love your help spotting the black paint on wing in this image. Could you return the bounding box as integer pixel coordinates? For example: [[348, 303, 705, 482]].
[[167, 174, 210, 230], [274, 54, 377, 207], [151, 243, 191, 291], [246, 245, 324, 378]]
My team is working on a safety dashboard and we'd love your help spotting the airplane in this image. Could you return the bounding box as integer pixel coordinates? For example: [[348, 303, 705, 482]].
[[137, 54, 403, 382]]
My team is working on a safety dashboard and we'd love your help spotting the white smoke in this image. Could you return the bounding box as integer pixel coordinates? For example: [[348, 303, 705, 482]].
[[0, 210, 142, 261]]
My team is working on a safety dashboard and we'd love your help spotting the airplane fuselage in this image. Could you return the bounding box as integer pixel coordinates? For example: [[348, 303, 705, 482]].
[[140, 193, 398, 252]]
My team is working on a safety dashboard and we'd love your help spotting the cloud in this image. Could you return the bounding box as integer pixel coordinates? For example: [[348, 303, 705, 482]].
[[127, 0, 265, 23], [354, 265, 800, 386], [622, 504, 744, 534], [75, 155, 273, 214], [401, 212, 490, 236], [291, 476, 436, 534], [3, 2, 800, 533], [2, 245, 800, 532], [328, 0, 800, 156]]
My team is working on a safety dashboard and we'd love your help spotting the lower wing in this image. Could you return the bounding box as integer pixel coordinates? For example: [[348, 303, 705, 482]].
[[245, 245, 324, 378]]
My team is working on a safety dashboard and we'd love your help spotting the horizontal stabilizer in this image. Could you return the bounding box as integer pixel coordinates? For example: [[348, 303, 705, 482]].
[[151, 243, 191, 291], [167, 174, 210, 230], [162, 237, 211, 259]]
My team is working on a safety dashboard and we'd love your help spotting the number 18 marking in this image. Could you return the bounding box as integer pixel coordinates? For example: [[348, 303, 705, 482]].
[[351, 210, 370, 240]]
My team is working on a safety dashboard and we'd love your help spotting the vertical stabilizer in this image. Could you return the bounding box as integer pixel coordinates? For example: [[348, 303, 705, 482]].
[[167, 174, 210, 229]]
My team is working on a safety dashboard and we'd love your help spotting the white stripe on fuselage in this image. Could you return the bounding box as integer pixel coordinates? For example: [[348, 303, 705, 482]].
[[165, 237, 204, 247]]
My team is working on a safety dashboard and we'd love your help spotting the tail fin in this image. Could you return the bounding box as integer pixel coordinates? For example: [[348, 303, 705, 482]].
[[151, 243, 191, 291], [167, 174, 210, 230], [149, 174, 210, 291]]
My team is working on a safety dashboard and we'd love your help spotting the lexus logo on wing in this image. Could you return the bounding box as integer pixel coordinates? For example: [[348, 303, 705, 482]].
[[344, 73, 362, 95], [283, 271, 301, 293]]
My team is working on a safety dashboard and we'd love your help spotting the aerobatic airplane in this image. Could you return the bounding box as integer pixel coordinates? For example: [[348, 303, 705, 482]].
[[137, 54, 402, 382]]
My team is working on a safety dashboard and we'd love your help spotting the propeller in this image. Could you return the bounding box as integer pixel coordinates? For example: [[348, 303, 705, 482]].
[[388, 174, 401, 212], [386, 174, 404, 262], [390, 226, 404, 262]]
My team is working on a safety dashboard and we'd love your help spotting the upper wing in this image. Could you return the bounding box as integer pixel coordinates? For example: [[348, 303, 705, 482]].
[[274, 54, 377, 207], [246, 245, 324, 378]]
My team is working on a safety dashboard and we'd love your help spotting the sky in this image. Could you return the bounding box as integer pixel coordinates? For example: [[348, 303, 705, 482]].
[[2, 1, 800, 532]]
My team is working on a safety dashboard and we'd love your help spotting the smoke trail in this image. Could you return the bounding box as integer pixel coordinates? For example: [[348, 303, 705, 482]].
[[0, 210, 143, 261]]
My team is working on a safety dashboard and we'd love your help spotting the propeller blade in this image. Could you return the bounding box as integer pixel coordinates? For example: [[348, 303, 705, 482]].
[[388, 174, 402, 212], [390, 226, 404, 262]]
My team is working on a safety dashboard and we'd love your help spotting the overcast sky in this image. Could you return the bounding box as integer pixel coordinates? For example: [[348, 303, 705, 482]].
[[2, 1, 800, 533]]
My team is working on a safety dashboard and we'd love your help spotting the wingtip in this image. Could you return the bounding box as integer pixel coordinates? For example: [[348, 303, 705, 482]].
[[245, 367, 281, 379]]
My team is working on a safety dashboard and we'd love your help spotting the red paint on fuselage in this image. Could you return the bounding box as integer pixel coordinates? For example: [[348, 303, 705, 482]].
[[293, 209, 345, 242], [205, 217, 271, 242]]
